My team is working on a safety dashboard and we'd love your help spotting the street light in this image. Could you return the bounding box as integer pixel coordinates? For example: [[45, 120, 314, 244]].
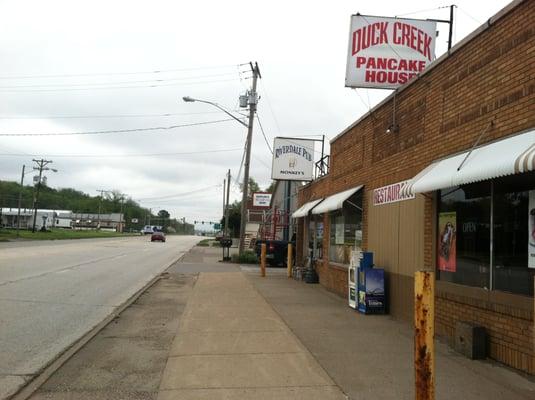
[[182, 64, 260, 257], [182, 97, 248, 128]]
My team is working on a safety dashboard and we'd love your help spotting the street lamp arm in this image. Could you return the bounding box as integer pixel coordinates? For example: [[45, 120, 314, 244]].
[[182, 97, 248, 128]]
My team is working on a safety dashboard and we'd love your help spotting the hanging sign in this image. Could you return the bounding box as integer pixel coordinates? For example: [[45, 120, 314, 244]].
[[271, 137, 315, 181], [373, 180, 415, 205], [438, 212, 456, 272], [529, 191, 535, 268], [253, 192, 272, 208], [345, 15, 437, 89]]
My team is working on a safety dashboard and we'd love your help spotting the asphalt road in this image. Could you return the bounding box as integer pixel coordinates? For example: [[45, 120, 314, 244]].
[[0, 234, 200, 399]]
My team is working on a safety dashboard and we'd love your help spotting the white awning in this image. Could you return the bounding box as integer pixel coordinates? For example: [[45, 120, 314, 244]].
[[312, 185, 363, 214], [292, 198, 323, 218], [406, 128, 535, 194]]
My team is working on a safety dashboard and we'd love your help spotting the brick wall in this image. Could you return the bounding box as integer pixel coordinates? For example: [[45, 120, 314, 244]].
[[296, 0, 535, 374]]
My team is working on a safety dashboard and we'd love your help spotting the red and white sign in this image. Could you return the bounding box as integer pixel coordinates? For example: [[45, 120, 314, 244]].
[[346, 15, 436, 89], [373, 180, 415, 206], [253, 192, 272, 208]]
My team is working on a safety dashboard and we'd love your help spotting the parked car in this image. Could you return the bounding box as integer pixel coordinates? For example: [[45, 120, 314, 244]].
[[254, 239, 294, 267], [151, 231, 166, 242], [215, 231, 224, 241]]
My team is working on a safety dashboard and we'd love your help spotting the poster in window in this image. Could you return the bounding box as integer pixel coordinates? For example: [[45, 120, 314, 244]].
[[335, 216, 344, 244], [438, 212, 456, 272], [529, 191, 535, 268]]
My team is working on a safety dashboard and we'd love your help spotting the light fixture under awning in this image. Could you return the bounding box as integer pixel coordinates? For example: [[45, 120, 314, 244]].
[[292, 198, 323, 218], [312, 185, 363, 214], [406, 128, 535, 194]]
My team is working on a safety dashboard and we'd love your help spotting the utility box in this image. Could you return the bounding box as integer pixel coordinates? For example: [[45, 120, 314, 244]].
[[455, 321, 486, 360]]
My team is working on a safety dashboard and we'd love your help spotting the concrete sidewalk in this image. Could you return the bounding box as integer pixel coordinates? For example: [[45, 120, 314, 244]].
[[246, 270, 535, 400], [157, 271, 346, 399]]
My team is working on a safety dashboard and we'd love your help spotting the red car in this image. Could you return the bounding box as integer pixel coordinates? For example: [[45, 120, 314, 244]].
[[151, 231, 166, 242]]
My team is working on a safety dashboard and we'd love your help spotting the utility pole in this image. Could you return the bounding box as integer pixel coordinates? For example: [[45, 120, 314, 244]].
[[96, 189, 108, 230], [223, 177, 226, 228], [119, 196, 125, 233], [17, 164, 26, 236], [31, 159, 53, 233], [225, 169, 231, 238], [238, 62, 261, 256]]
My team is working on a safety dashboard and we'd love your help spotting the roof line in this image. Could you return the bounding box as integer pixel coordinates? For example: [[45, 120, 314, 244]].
[[330, 0, 525, 145]]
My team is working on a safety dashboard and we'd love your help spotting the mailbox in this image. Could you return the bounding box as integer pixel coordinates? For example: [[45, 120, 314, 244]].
[[220, 237, 233, 248]]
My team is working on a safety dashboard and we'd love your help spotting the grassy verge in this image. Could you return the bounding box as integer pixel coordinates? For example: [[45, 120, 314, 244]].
[[0, 228, 139, 241], [197, 238, 221, 247]]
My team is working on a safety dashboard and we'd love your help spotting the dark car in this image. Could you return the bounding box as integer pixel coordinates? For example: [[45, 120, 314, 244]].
[[151, 231, 166, 242], [254, 239, 294, 267]]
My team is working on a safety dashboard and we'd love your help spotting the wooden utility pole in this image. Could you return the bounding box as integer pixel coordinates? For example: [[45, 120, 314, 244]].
[[31, 159, 53, 233], [225, 169, 231, 237], [238, 62, 261, 256]]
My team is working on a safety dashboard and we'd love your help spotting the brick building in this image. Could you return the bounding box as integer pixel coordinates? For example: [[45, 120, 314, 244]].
[[294, 0, 535, 374]]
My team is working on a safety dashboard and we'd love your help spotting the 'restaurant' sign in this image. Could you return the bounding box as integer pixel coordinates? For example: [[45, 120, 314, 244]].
[[373, 180, 415, 206], [271, 137, 315, 181], [253, 192, 272, 208], [346, 15, 436, 89]]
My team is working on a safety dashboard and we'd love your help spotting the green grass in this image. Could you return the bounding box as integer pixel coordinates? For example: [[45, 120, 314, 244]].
[[197, 238, 221, 247], [231, 250, 258, 264], [0, 228, 139, 241]]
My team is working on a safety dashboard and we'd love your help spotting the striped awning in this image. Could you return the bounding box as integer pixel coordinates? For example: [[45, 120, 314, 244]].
[[405, 128, 535, 195], [292, 198, 323, 218], [312, 185, 363, 214]]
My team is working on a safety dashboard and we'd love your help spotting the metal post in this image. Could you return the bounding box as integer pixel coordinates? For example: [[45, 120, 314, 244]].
[[448, 4, 454, 51], [238, 62, 261, 256], [17, 165, 25, 236], [223, 178, 226, 226], [260, 243, 266, 277], [287, 243, 293, 278], [414, 271, 435, 400]]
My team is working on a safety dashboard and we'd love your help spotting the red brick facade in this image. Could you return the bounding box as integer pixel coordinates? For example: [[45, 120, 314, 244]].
[[296, 0, 535, 374]]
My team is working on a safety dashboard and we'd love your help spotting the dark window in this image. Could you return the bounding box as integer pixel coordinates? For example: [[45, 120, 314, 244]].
[[438, 182, 491, 289], [492, 173, 535, 296]]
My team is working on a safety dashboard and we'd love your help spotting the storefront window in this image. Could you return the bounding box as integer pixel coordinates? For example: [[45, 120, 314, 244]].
[[492, 174, 535, 296], [438, 172, 535, 296], [438, 182, 490, 288], [329, 192, 363, 264]]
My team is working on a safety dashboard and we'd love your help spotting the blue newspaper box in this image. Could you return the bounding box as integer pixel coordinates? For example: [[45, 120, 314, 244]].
[[357, 267, 385, 314]]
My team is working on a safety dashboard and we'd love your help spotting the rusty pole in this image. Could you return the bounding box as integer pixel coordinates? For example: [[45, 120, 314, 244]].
[[287, 243, 293, 278], [414, 271, 435, 400], [260, 243, 266, 277]]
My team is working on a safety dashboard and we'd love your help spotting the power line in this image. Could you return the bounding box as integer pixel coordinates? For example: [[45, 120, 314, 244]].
[[0, 64, 239, 80], [0, 110, 228, 120], [0, 78, 239, 93], [256, 114, 273, 154], [0, 147, 243, 158], [136, 184, 221, 201], [0, 72, 238, 90], [0, 118, 236, 137]]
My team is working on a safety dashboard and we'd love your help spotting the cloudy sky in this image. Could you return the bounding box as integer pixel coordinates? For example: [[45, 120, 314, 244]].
[[0, 0, 512, 225]]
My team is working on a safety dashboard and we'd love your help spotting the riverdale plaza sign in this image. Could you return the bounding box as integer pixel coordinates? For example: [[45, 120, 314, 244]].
[[271, 137, 315, 181], [345, 15, 436, 89]]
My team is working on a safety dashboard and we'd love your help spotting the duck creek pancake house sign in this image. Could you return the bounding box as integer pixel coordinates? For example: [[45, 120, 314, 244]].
[[271, 137, 314, 181], [345, 15, 436, 89]]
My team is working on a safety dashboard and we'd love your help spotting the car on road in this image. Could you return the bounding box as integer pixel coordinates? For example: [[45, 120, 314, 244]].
[[215, 231, 224, 241], [151, 231, 166, 242]]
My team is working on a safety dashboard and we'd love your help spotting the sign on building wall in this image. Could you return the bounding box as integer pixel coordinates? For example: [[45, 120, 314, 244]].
[[345, 15, 437, 89], [253, 192, 272, 208], [529, 191, 535, 268], [373, 180, 415, 206], [438, 212, 456, 272], [271, 137, 315, 181]]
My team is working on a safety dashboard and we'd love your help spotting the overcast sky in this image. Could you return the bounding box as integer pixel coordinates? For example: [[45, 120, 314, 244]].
[[0, 0, 512, 226]]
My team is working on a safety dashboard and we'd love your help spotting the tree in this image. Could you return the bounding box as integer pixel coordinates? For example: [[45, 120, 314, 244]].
[[221, 200, 241, 238], [158, 209, 170, 219], [265, 181, 276, 193], [239, 177, 260, 199]]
